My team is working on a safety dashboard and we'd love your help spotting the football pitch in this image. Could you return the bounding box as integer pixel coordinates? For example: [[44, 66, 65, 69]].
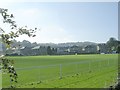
[[2, 54, 118, 88]]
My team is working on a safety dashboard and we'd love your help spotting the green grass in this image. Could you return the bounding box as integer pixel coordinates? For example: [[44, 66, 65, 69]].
[[2, 54, 118, 88]]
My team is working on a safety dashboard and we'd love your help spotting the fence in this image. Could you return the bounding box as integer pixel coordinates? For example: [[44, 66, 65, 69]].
[[12, 58, 118, 87], [2, 58, 118, 88]]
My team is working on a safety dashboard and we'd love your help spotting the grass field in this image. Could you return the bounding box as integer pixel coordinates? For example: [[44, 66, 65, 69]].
[[2, 54, 118, 88]]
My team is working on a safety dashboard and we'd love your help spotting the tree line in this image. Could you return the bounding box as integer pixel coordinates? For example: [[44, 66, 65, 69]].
[[2, 37, 120, 56]]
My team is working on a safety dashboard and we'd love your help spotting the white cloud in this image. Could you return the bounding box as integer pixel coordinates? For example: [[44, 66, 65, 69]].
[[15, 25, 74, 43], [9, 8, 74, 43], [0, 4, 74, 43], [38, 25, 74, 43]]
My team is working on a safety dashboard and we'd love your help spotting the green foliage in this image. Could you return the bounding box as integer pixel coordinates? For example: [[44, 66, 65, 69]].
[[1, 57, 18, 88], [106, 37, 118, 52], [0, 8, 37, 88], [117, 45, 120, 53], [0, 8, 37, 48]]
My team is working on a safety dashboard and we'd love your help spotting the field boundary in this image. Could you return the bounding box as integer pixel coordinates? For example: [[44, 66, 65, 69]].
[[15, 58, 116, 70]]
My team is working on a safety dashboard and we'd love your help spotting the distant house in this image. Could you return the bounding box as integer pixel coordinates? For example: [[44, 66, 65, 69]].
[[69, 45, 80, 54], [84, 45, 97, 54], [112, 51, 117, 54], [31, 46, 47, 55], [32, 46, 40, 50], [57, 47, 69, 55], [20, 47, 25, 50], [20, 47, 32, 56], [97, 43, 108, 54]]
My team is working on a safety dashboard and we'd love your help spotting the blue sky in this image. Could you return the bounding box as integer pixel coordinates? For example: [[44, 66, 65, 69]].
[[0, 2, 118, 43]]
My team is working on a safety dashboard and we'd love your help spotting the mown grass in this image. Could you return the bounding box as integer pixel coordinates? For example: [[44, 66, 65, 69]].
[[17, 66, 117, 88], [2, 54, 118, 88]]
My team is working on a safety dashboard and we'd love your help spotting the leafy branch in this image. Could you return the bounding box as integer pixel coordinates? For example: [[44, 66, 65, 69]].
[[0, 8, 38, 88]]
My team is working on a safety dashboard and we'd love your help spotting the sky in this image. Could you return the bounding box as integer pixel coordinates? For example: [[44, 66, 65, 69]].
[[0, 1, 118, 44]]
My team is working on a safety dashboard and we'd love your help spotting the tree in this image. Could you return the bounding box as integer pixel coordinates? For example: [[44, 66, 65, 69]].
[[116, 41, 120, 53], [106, 37, 118, 53], [47, 46, 52, 55], [22, 40, 31, 47], [51, 48, 57, 55], [117, 45, 120, 53], [0, 8, 38, 88]]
